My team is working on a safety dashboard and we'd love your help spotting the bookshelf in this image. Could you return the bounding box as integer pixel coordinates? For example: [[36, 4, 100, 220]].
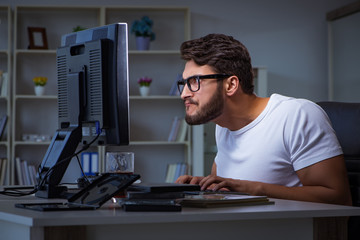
[[0, 6, 11, 185], [11, 5, 194, 184]]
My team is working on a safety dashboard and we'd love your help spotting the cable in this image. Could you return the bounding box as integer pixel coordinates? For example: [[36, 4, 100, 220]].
[[0, 131, 101, 197]]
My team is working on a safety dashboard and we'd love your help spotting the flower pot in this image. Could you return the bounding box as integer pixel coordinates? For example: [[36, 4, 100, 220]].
[[34, 86, 45, 96], [139, 86, 150, 96], [136, 36, 151, 50]]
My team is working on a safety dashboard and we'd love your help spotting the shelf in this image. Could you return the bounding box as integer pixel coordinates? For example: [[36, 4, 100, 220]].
[[130, 95, 180, 100], [0, 142, 9, 147], [130, 141, 189, 146], [14, 141, 51, 146], [129, 50, 180, 55], [15, 95, 58, 100], [15, 49, 57, 54]]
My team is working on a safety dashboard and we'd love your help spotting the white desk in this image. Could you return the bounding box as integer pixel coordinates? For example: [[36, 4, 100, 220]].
[[0, 195, 359, 240]]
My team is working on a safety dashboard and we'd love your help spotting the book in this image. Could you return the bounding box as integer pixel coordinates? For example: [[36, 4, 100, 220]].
[[169, 74, 181, 96], [90, 152, 99, 175], [81, 152, 99, 176], [81, 152, 91, 176], [0, 115, 7, 141], [127, 191, 185, 200], [175, 119, 188, 142], [0, 158, 5, 185], [22, 160, 31, 185], [165, 163, 177, 183], [165, 162, 188, 183], [28, 164, 37, 185], [15, 157, 23, 185], [128, 182, 200, 193], [0, 72, 8, 97], [168, 117, 187, 142], [167, 116, 180, 141], [179, 194, 273, 208]]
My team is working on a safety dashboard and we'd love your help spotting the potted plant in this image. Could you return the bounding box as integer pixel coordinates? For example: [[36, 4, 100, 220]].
[[131, 16, 156, 50], [137, 77, 152, 96], [32, 76, 47, 96]]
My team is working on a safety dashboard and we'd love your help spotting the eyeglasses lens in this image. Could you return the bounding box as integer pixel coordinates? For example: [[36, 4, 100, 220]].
[[187, 77, 199, 92]]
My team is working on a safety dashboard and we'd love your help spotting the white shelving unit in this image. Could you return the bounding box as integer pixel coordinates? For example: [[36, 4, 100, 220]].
[[11, 5, 193, 184], [12, 6, 102, 185], [0, 6, 11, 185]]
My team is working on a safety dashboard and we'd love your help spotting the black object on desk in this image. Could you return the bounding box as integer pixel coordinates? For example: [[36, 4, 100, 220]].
[[122, 199, 182, 212], [15, 173, 140, 211], [128, 182, 201, 193], [122, 182, 200, 212]]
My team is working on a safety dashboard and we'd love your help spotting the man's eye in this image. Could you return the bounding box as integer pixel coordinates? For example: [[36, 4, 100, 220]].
[[188, 77, 197, 85]]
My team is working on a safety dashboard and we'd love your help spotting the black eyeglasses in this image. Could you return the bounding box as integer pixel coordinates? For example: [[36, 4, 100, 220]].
[[177, 74, 231, 94]]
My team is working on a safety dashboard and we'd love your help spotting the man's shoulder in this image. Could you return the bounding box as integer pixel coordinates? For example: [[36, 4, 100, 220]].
[[269, 94, 321, 113]]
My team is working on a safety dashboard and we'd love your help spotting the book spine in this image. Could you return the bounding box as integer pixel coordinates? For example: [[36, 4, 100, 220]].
[[15, 157, 23, 185], [167, 116, 179, 142], [90, 152, 99, 175], [81, 152, 91, 176]]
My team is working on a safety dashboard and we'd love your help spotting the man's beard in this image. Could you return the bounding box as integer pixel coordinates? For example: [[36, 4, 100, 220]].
[[185, 84, 224, 125]]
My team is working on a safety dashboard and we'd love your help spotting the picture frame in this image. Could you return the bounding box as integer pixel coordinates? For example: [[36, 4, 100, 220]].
[[27, 27, 48, 50]]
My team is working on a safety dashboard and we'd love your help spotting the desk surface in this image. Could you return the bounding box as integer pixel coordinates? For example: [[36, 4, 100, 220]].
[[1, 194, 360, 228]]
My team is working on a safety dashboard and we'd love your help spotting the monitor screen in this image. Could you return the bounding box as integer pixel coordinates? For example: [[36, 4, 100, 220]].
[[35, 23, 130, 198]]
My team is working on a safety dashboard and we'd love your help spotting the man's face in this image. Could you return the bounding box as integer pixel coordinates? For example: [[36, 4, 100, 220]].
[[181, 60, 224, 125]]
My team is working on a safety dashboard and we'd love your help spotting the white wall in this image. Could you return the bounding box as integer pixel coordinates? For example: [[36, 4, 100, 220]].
[[3, 0, 355, 101], [331, 12, 360, 102]]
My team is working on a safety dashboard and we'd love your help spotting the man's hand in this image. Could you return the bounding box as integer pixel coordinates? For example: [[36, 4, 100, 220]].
[[176, 174, 233, 192], [175, 175, 204, 185]]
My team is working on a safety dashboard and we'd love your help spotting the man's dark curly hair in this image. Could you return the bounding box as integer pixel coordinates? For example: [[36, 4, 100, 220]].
[[180, 34, 254, 94]]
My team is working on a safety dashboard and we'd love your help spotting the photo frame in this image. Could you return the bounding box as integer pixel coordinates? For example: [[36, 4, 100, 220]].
[[28, 27, 48, 50]]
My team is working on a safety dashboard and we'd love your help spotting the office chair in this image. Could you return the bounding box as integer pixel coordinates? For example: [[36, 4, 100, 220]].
[[317, 101, 360, 240]]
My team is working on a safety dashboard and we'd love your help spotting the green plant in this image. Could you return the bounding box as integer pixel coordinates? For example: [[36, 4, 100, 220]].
[[73, 26, 87, 32], [131, 16, 155, 41]]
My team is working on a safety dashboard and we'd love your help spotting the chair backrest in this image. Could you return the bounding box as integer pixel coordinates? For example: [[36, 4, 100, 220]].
[[317, 102, 360, 206]]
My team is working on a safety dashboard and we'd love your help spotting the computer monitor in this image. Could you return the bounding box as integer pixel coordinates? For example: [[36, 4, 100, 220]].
[[35, 23, 130, 198]]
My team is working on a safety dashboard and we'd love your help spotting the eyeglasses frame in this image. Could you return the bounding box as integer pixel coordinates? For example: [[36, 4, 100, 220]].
[[177, 74, 231, 94]]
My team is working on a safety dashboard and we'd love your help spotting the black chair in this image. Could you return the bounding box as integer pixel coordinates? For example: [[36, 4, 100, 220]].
[[317, 102, 360, 240]]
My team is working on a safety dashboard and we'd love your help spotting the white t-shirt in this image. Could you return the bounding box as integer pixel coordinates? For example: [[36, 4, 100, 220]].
[[215, 94, 342, 187]]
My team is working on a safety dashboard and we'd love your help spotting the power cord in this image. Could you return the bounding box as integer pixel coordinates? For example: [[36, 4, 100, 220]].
[[0, 131, 100, 197]]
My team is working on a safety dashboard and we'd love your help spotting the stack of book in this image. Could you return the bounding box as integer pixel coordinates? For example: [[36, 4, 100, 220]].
[[80, 152, 99, 176], [165, 162, 188, 183], [167, 117, 188, 142], [15, 157, 37, 186]]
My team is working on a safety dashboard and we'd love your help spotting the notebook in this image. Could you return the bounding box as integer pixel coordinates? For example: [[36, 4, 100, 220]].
[[179, 194, 273, 208], [15, 173, 140, 211], [127, 182, 201, 193]]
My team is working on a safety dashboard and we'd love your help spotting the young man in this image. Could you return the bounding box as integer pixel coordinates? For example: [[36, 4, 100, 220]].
[[175, 34, 352, 205]]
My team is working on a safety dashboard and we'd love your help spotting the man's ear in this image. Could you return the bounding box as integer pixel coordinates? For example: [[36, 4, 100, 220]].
[[225, 76, 239, 96]]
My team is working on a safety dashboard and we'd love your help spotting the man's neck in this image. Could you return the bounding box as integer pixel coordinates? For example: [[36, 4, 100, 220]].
[[214, 94, 270, 131]]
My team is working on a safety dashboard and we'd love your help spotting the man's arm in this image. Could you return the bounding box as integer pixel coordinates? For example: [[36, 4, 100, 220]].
[[198, 155, 352, 206]]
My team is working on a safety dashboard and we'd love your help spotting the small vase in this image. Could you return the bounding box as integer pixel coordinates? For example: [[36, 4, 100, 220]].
[[139, 86, 150, 96], [136, 36, 151, 50], [34, 86, 45, 96]]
